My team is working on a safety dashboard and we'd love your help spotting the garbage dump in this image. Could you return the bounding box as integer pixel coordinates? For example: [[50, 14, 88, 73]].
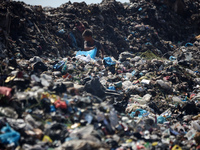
[[0, 0, 200, 149]]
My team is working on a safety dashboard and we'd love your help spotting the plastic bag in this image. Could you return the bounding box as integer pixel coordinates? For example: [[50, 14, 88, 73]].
[[129, 109, 149, 118], [103, 57, 116, 67], [76, 48, 97, 59], [157, 116, 165, 124], [0, 123, 20, 146]]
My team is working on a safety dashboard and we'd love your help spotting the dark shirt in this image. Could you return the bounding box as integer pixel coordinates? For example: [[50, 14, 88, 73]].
[[84, 40, 103, 57]]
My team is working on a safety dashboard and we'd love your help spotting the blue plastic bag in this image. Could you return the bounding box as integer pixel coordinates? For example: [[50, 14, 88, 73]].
[[103, 57, 116, 67], [129, 109, 149, 118], [0, 123, 20, 146], [50, 105, 56, 112], [185, 42, 193, 47], [76, 48, 97, 59], [157, 116, 166, 124]]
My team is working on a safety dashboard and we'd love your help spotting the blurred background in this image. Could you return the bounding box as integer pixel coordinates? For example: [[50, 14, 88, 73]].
[[14, 0, 130, 7]]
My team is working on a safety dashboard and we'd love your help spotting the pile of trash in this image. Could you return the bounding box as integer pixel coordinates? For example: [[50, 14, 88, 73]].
[[1, 0, 200, 58], [1, 0, 200, 149]]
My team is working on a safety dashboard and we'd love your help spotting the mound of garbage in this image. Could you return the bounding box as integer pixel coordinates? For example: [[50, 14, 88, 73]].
[[1, 0, 200, 149]]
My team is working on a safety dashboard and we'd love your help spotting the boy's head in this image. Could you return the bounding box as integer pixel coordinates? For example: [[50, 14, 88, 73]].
[[82, 29, 93, 41]]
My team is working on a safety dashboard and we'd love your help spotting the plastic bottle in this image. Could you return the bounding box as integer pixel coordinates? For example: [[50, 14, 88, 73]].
[[96, 109, 105, 122], [85, 114, 93, 124], [191, 121, 200, 131], [109, 108, 119, 128], [185, 129, 196, 140], [0, 107, 18, 119]]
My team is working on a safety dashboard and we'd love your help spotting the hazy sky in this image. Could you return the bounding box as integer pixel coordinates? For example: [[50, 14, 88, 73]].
[[14, 0, 129, 7]]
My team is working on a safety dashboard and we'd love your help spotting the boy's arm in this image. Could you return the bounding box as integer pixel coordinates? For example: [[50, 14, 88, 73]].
[[84, 46, 95, 50]]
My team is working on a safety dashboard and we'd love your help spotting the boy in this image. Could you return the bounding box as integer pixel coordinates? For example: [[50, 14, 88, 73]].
[[82, 29, 104, 58]]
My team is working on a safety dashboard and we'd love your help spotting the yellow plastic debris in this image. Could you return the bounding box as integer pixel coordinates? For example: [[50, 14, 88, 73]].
[[172, 145, 182, 150], [5, 76, 15, 83], [42, 135, 52, 143], [152, 142, 158, 146], [126, 139, 133, 143], [50, 94, 57, 103]]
